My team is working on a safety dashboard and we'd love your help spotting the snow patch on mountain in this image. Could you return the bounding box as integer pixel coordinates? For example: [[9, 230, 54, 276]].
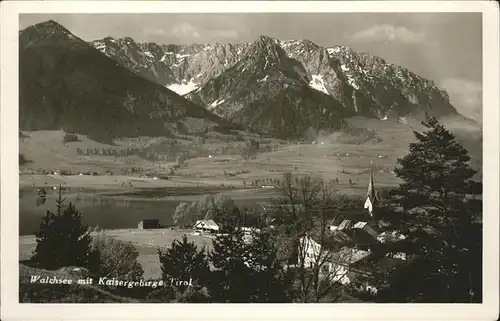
[[326, 46, 342, 57], [352, 91, 359, 112], [259, 75, 270, 83], [167, 79, 198, 95], [160, 52, 174, 62], [210, 98, 225, 108], [347, 75, 360, 90], [94, 42, 106, 51], [339, 64, 360, 90], [309, 75, 328, 94], [176, 53, 190, 60]]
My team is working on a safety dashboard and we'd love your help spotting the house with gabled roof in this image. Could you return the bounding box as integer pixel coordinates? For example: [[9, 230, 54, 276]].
[[193, 219, 219, 233], [297, 237, 373, 285]]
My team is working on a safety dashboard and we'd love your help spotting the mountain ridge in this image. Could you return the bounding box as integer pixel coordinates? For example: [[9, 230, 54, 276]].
[[90, 34, 460, 122]]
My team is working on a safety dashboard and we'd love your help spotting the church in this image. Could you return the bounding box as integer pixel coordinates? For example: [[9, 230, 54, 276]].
[[363, 171, 378, 217], [326, 171, 383, 251], [297, 171, 407, 287]]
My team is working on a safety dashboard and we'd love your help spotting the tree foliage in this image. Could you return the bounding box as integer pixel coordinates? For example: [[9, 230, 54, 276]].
[[63, 132, 79, 143], [377, 115, 482, 303], [208, 228, 252, 302], [241, 139, 260, 160], [92, 236, 144, 280], [31, 188, 100, 271], [158, 235, 210, 294], [172, 202, 193, 227], [173, 195, 242, 230], [208, 227, 293, 302], [244, 230, 295, 302]]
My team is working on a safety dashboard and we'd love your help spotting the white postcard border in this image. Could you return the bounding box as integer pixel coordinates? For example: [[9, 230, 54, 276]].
[[1, 1, 499, 320]]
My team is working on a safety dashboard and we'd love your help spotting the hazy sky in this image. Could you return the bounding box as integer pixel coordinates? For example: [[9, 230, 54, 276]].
[[19, 13, 483, 121]]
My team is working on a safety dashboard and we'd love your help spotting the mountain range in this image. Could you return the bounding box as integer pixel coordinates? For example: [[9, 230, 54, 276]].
[[20, 20, 470, 142]]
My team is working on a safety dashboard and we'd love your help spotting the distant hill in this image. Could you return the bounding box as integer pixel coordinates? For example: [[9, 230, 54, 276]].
[[19, 20, 232, 143]]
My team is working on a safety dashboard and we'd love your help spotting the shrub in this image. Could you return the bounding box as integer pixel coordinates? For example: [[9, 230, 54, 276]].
[[174, 286, 211, 303], [92, 236, 144, 281], [145, 286, 178, 303], [63, 133, 79, 143]]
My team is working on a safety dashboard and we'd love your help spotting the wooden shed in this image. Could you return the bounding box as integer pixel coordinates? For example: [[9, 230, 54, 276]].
[[138, 219, 160, 230]]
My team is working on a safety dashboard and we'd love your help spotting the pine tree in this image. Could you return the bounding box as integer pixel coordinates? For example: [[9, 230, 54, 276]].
[[378, 115, 482, 302], [31, 187, 99, 270], [158, 235, 210, 293], [244, 230, 294, 302], [209, 223, 294, 303], [208, 228, 253, 302]]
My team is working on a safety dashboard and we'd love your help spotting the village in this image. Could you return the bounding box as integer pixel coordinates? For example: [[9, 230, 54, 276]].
[[127, 172, 409, 295]]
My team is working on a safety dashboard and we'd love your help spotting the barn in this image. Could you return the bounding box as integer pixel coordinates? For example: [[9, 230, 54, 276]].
[[138, 219, 160, 230]]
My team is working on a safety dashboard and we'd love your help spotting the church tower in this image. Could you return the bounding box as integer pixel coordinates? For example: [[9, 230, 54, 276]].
[[363, 171, 378, 216]]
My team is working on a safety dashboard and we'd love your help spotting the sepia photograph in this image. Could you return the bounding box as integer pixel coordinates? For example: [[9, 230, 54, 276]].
[[1, 1, 499, 320]]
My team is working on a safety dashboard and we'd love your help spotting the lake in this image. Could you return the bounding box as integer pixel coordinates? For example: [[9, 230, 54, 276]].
[[19, 189, 271, 235]]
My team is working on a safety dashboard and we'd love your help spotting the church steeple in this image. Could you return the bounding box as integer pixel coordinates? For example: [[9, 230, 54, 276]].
[[364, 171, 378, 216]]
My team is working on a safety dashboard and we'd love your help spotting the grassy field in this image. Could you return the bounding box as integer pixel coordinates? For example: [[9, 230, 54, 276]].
[[20, 228, 216, 279]]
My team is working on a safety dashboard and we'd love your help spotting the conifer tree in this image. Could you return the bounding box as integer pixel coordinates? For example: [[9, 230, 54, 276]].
[[209, 222, 294, 303], [377, 115, 482, 303], [158, 235, 210, 293], [244, 230, 294, 302], [31, 187, 99, 270], [208, 227, 253, 302]]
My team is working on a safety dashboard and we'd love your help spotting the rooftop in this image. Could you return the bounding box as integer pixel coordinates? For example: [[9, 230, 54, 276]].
[[330, 247, 372, 265], [194, 219, 219, 230]]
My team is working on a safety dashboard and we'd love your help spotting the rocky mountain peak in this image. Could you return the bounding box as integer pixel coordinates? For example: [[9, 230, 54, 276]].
[[257, 35, 279, 44], [280, 39, 320, 55], [19, 19, 82, 48], [24, 19, 68, 34], [248, 36, 293, 71]]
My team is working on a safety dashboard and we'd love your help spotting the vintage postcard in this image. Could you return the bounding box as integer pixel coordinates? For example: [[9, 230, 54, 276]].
[[1, 1, 499, 320]]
